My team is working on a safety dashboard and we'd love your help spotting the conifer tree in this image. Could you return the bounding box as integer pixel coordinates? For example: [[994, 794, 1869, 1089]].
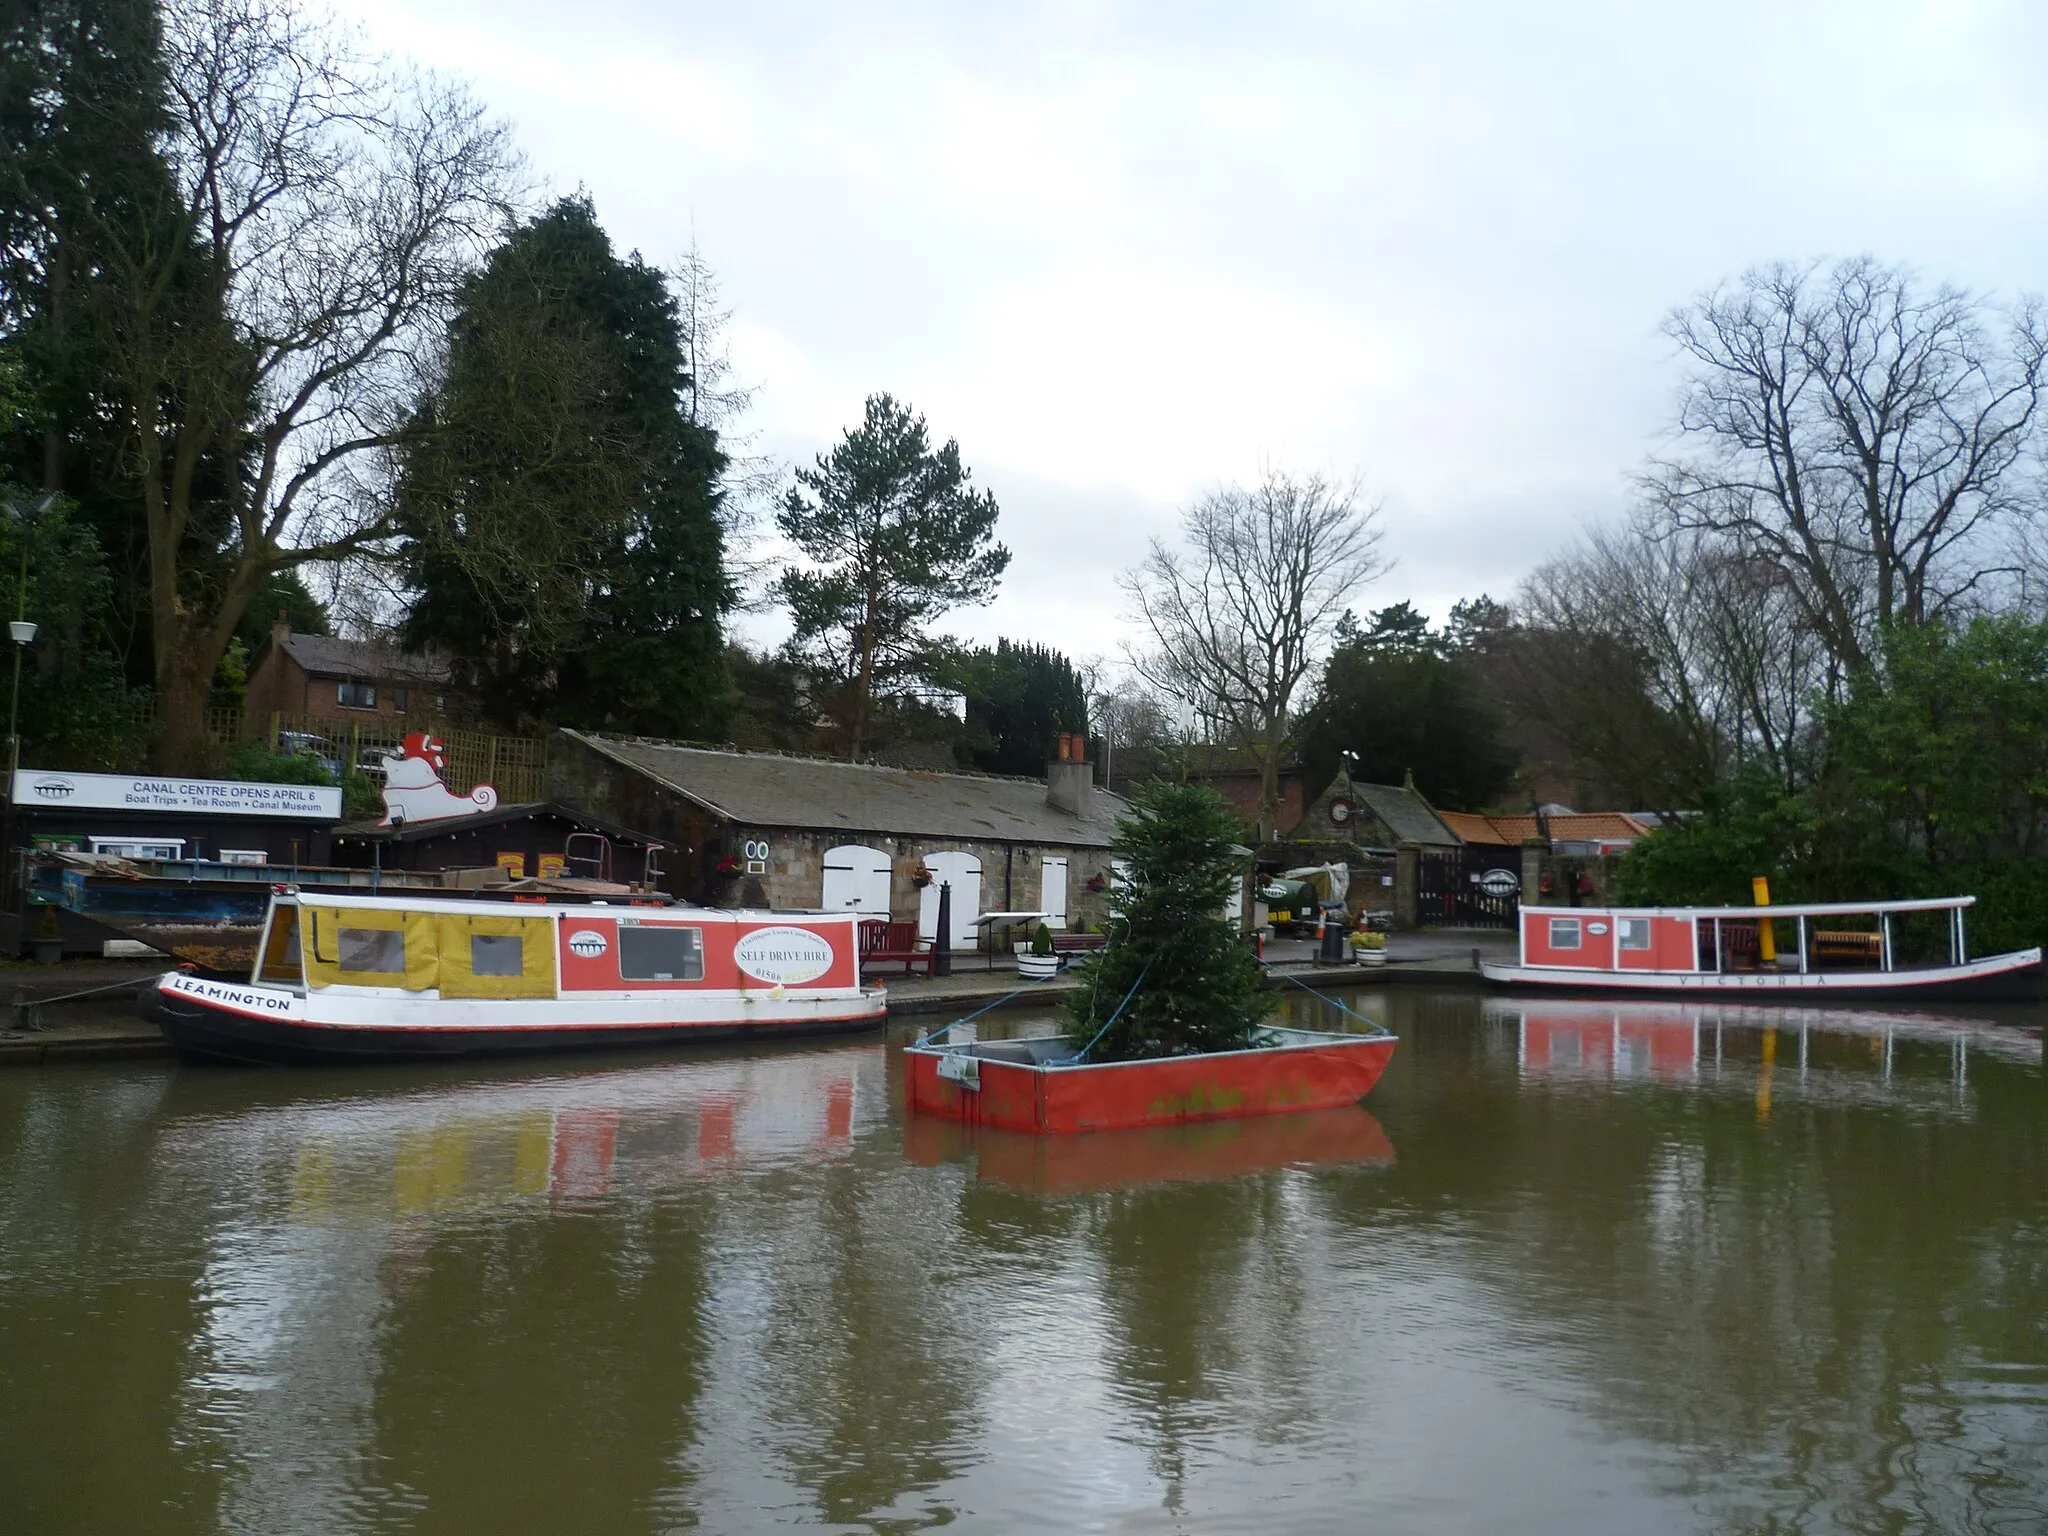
[[776, 394, 1008, 759], [1065, 779, 1270, 1061]]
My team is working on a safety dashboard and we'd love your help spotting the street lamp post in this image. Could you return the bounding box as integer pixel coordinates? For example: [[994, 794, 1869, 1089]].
[[1, 492, 54, 915]]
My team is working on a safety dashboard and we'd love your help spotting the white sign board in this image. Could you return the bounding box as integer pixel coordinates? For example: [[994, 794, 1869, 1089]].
[[12, 770, 342, 820]]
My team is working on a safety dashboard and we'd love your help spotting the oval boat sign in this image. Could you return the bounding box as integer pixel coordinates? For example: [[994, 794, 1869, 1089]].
[[734, 925, 835, 985], [567, 928, 609, 959], [1479, 868, 1519, 898], [1586, 922, 1609, 936]]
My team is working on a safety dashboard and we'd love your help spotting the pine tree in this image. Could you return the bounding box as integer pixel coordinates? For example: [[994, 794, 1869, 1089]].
[[776, 394, 1008, 759], [1065, 779, 1271, 1061]]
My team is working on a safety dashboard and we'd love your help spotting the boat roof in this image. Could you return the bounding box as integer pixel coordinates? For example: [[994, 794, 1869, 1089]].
[[278, 889, 858, 921], [1524, 896, 1976, 920]]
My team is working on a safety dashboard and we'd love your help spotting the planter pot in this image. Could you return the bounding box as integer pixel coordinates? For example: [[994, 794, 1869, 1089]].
[[1017, 953, 1061, 980], [905, 1025, 1397, 1134], [1354, 948, 1386, 967]]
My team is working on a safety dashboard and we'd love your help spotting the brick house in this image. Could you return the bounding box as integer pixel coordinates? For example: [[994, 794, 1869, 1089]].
[[245, 624, 459, 725], [1155, 744, 1307, 836], [547, 731, 1130, 948]]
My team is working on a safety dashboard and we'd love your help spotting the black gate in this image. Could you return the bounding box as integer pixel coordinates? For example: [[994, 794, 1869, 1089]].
[[1417, 848, 1521, 929]]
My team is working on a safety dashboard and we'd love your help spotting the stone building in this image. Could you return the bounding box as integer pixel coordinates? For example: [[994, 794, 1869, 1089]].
[[547, 731, 1128, 947]]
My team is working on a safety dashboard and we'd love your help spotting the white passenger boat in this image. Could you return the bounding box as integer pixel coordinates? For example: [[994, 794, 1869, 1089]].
[[141, 889, 887, 1064], [1480, 896, 2042, 1002]]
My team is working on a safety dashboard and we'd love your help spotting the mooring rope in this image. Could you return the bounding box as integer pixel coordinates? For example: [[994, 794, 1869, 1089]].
[[1273, 970, 1395, 1037], [914, 973, 1065, 1047], [1050, 963, 1150, 1065]]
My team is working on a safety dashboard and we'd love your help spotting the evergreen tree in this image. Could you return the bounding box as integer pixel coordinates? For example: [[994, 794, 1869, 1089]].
[[396, 197, 732, 735], [1299, 602, 1518, 810], [1065, 779, 1270, 1061], [776, 393, 1008, 759], [953, 638, 1089, 776]]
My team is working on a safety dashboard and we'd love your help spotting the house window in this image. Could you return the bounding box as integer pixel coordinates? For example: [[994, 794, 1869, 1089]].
[[1548, 918, 1582, 950], [337, 680, 376, 709], [1619, 918, 1652, 951], [617, 925, 704, 982], [394, 687, 409, 713]]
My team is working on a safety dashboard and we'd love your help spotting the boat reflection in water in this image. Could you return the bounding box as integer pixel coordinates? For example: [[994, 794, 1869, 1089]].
[[1495, 996, 2038, 1113], [161, 1042, 884, 1225], [904, 1102, 1394, 1193]]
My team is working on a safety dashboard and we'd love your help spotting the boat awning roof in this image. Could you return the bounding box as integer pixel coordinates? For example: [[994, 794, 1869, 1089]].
[[1523, 896, 1976, 920]]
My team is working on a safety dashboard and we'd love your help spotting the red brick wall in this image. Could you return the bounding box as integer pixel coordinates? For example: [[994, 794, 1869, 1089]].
[[1195, 771, 1305, 834]]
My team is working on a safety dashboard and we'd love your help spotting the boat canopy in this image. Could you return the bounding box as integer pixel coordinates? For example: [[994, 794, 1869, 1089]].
[[1521, 895, 1975, 921]]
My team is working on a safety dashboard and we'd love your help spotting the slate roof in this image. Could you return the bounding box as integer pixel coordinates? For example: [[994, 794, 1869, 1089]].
[[565, 732, 1130, 847], [1352, 781, 1461, 846], [275, 632, 453, 685]]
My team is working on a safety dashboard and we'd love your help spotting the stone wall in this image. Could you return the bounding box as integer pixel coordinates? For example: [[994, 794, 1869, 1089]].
[[712, 826, 1117, 930]]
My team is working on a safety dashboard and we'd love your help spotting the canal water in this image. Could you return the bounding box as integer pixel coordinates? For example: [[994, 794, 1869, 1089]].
[[4, 990, 2047, 1534]]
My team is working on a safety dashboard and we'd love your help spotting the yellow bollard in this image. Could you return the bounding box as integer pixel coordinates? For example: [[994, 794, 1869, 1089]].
[[1752, 875, 1777, 964]]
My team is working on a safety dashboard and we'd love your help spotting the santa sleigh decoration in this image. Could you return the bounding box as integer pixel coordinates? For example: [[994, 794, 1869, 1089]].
[[378, 732, 498, 826]]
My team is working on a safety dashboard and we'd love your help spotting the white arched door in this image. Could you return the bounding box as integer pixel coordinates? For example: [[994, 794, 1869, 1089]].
[[917, 851, 983, 950], [821, 844, 892, 915]]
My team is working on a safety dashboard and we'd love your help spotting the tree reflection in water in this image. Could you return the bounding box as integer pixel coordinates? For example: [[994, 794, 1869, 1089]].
[[2, 997, 2046, 1533]]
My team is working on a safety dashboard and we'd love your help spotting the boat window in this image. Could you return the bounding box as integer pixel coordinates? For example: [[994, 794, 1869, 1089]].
[[1619, 918, 1652, 951], [1548, 918, 1582, 950], [471, 933, 525, 977], [339, 927, 406, 974], [618, 925, 704, 981], [258, 907, 303, 982]]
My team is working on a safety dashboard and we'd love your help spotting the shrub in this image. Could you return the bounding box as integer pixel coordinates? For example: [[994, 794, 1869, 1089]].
[[1031, 921, 1054, 956]]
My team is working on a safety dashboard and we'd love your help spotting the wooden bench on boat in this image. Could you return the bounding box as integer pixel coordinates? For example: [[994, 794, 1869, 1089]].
[[1813, 929, 1883, 965], [859, 919, 935, 977]]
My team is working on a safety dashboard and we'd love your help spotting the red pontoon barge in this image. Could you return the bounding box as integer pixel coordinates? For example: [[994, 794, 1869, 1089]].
[[903, 1025, 1397, 1135], [142, 888, 887, 1064], [1481, 896, 2042, 1002]]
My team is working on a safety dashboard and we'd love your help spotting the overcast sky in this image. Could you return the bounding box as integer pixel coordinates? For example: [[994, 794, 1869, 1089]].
[[358, 0, 2048, 662]]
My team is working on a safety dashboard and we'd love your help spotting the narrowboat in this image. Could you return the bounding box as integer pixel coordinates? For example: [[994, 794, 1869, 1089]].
[[1481, 896, 2042, 1002], [903, 1025, 1398, 1135], [140, 889, 887, 1064]]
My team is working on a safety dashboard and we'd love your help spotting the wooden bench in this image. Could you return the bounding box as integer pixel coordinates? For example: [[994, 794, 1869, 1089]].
[[1813, 930, 1883, 965], [859, 919, 935, 977], [1050, 933, 1107, 955]]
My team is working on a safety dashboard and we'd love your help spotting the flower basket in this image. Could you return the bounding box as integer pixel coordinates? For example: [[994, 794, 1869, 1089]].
[[713, 855, 741, 878], [910, 861, 933, 889], [1017, 953, 1061, 980], [1349, 930, 1386, 967]]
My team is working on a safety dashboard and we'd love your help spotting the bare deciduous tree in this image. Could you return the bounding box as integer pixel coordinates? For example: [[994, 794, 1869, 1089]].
[[87, 0, 516, 767], [1122, 469, 1386, 840], [1650, 257, 2048, 672], [670, 231, 778, 604], [1513, 517, 1834, 808]]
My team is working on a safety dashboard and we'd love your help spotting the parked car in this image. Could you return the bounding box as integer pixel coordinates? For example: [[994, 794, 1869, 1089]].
[[275, 731, 344, 780]]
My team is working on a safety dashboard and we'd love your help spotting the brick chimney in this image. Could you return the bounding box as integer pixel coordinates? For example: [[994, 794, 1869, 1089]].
[[1047, 732, 1093, 818], [271, 608, 291, 649]]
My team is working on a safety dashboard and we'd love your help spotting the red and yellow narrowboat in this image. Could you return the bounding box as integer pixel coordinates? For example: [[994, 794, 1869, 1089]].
[[1482, 896, 2042, 1002], [141, 889, 886, 1064]]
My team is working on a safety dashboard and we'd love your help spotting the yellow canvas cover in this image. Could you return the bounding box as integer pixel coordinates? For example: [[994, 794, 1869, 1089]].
[[435, 912, 557, 999], [303, 905, 439, 991]]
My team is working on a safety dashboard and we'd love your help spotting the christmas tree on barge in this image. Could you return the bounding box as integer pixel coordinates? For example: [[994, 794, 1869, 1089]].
[[904, 779, 1396, 1134]]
